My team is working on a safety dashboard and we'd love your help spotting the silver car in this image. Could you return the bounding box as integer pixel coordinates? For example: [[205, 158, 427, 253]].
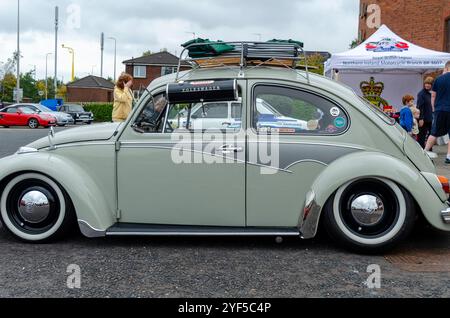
[[20, 104, 74, 127]]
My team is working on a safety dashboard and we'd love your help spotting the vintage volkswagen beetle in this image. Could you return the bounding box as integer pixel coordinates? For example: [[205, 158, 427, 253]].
[[1, 53, 450, 253]]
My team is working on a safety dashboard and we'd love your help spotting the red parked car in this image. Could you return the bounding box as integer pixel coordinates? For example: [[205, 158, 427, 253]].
[[0, 105, 57, 129]]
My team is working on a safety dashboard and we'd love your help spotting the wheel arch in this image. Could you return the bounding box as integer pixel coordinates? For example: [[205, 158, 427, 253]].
[[300, 151, 449, 238], [0, 154, 115, 236]]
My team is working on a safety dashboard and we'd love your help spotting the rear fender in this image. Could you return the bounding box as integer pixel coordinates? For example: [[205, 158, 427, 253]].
[[300, 152, 450, 238]]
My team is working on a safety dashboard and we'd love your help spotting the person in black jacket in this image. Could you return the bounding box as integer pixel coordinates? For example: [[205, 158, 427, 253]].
[[417, 77, 434, 148]]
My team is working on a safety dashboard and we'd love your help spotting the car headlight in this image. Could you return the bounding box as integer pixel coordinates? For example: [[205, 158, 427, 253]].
[[16, 147, 38, 155]]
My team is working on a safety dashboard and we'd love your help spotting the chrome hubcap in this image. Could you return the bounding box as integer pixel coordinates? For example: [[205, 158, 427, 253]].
[[350, 194, 385, 226], [18, 190, 50, 224]]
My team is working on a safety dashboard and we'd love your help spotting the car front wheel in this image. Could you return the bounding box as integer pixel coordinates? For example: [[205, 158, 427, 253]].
[[323, 178, 416, 253], [0, 173, 76, 243]]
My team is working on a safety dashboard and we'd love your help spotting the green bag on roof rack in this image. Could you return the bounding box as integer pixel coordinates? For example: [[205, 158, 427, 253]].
[[267, 39, 304, 48], [182, 38, 236, 58]]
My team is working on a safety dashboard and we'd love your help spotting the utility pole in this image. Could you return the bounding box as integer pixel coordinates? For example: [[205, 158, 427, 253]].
[[108, 37, 117, 81], [45, 53, 52, 100], [100, 32, 104, 78], [16, 0, 20, 103], [54, 6, 59, 98]]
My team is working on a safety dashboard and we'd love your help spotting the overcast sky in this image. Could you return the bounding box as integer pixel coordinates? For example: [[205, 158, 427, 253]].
[[0, 0, 359, 82]]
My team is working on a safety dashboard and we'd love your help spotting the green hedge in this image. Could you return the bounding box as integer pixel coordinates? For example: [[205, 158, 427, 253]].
[[83, 103, 113, 122]]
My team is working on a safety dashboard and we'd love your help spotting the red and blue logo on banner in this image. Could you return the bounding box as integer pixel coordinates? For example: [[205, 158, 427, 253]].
[[366, 38, 409, 52]]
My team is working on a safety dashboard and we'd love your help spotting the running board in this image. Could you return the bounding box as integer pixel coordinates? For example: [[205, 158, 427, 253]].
[[106, 224, 301, 237]]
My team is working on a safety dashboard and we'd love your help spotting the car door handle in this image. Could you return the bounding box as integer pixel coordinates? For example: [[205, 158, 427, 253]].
[[221, 145, 243, 154]]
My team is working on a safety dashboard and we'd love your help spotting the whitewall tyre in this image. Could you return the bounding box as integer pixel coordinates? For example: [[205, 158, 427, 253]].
[[323, 178, 416, 253], [0, 173, 75, 243]]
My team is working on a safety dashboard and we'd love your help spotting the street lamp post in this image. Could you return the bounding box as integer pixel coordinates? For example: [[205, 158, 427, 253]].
[[108, 37, 117, 81], [16, 0, 20, 103], [45, 53, 52, 100], [62, 44, 75, 82]]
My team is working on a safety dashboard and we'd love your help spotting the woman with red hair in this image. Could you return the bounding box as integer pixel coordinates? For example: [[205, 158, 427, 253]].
[[112, 73, 134, 122]]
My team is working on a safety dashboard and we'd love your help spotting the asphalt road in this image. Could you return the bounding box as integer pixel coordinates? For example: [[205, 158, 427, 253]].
[[1, 127, 450, 298]]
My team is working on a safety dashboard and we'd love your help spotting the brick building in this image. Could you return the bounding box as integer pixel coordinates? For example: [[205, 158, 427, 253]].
[[123, 51, 190, 98], [359, 0, 450, 52], [66, 75, 114, 103]]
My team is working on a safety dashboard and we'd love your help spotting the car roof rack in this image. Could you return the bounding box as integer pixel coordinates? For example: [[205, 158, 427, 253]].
[[175, 41, 310, 84]]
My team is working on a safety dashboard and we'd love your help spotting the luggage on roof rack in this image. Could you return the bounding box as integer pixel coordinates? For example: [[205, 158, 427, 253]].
[[176, 40, 310, 83]]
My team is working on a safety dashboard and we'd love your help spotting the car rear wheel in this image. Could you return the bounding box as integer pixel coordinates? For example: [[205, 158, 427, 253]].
[[323, 178, 416, 253], [28, 118, 39, 129], [0, 173, 76, 243]]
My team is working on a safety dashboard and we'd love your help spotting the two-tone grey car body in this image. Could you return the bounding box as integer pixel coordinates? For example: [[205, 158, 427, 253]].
[[0, 66, 449, 253]]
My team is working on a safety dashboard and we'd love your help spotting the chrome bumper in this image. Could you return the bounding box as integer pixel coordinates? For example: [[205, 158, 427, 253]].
[[442, 208, 450, 224]]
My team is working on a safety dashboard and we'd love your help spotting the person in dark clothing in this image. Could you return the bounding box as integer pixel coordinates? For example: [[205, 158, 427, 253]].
[[425, 61, 450, 162], [417, 77, 434, 148]]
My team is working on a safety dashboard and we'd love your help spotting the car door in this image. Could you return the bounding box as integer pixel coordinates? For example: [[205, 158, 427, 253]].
[[246, 81, 351, 228], [116, 82, 247, 227], [4, 107, 21, 125]]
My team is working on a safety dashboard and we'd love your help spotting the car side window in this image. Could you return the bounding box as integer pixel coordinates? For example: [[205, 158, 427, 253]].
[[253, 85, 349, 135], [132, 94, 169, 133], [7, 108, 17, 113], [192, 103, 228, 119], [164, 101, 242, 133]]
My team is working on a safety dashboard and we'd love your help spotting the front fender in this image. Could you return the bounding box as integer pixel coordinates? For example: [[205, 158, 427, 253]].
[[0, 153, 115, 236], [300, 152, 450, 238]]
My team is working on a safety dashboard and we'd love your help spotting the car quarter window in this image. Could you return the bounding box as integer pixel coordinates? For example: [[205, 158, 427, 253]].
[[253, 85, 349, 135]]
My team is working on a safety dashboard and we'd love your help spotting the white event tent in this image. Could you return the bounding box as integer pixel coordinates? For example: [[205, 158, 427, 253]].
[[325, 25, 450, 110]]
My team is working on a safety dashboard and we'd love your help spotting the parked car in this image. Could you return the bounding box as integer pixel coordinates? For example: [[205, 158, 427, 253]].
[[58, 104, 94, 125], [0, 61, 449, 253], [170, 99, 308, 132], [0, 105, 56, 129], [19, 103, 74, 127]]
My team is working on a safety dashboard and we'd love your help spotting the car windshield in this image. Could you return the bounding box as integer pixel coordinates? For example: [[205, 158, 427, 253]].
[[37, 105, 53, 112], [358, 96, 396, 126], [67, 105, 84, 112]]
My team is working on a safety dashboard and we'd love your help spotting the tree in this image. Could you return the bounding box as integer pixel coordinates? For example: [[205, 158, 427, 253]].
[[142, 50, 153, 56], [0, 73, 17, 102], [349, 38, 360, 49], [56, 84, 67, 100], [20, 71, 39, 102], [298, 53, 326, 76]]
